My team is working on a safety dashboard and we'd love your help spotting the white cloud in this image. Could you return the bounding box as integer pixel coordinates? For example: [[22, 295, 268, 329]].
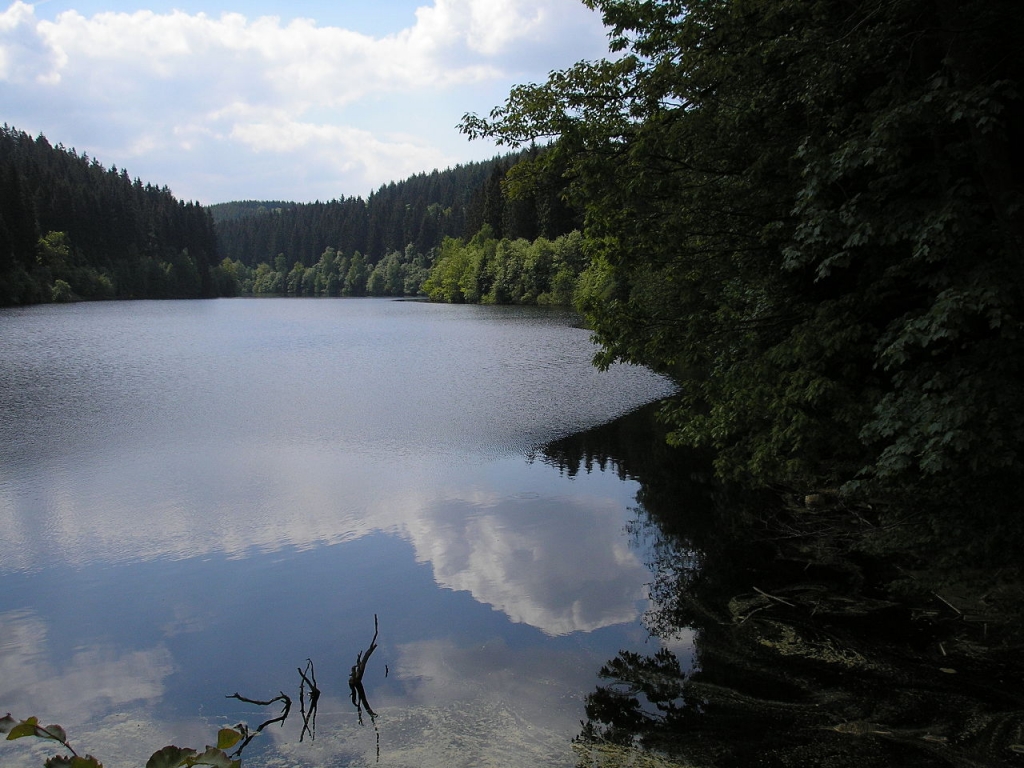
[[0, 0, 610, 201], [224, 114, 453, 185], [0, 1, 62, 83]]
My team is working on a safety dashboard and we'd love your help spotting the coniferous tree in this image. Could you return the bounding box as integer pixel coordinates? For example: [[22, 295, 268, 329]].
[[0, 124, 223, 303]]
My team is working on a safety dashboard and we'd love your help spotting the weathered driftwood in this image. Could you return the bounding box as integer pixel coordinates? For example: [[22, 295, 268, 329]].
[[298, 658, 320, 742], [349, 614, 379, 719], [225, 691, 292, 757]]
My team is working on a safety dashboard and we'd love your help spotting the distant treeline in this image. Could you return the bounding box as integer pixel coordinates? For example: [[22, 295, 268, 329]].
[[223, 227, 587, 305], [210, 145, 583, 301], [210, 144, 579, 274], [1, 123, 584, 306], [0, 124, 220, 304]]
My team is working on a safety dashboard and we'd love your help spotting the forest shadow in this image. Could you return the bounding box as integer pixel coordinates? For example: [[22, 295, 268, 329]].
[[539, 403, 1024, 768]]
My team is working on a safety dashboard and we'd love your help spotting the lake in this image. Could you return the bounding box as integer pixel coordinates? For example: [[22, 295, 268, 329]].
[[0, 298, 682, 768]]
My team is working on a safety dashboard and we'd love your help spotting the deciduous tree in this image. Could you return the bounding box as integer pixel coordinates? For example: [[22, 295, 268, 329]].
[[461, 0, 1024, 534]]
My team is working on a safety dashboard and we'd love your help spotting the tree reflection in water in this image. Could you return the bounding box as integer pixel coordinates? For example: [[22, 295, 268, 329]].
[[539, 403, 1024, 768]]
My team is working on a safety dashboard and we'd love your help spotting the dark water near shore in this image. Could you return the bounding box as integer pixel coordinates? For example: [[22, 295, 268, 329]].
[[0, 298, 681, 767]]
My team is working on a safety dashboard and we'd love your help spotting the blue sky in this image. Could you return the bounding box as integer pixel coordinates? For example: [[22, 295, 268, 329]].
[[27, 0, 429, 35], [1, 0, 611, 203]]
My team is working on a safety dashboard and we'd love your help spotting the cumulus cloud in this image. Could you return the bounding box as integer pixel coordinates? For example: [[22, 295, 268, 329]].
[[0, 0, 610, 201]]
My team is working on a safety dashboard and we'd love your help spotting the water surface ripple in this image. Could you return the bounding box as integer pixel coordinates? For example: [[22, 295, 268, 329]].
[[0, 298, 678, 768]]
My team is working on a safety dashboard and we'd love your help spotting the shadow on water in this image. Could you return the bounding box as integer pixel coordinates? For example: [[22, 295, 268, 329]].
[[538, 403, 1024, 768]]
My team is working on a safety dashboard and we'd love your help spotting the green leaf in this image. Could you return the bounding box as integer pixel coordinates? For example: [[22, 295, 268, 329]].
[[146, 745, 198, 768], [45, 756, 103, 768], [7, 717, 43, 740], [40, 723, 68, 743], [185, 746, 240, 768], [216, 728, 243, 751]]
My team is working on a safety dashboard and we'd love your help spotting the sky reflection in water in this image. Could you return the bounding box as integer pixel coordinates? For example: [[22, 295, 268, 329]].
[[0, 299, 678, 767]]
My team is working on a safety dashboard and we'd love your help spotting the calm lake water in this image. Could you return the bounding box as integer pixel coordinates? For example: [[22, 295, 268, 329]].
[[0, 298, 681, 768]]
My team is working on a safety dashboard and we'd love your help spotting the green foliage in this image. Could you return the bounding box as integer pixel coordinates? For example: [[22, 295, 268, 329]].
[[422, 228, 587, 306], [210, 148, 580, 275], [0, 127, 223, 304], [51, 279, 73, 302], [234, 243, 432, 298], [144, 744, 239, 768], [1, 714, 242, 768], [461, 0, 1024, 548]]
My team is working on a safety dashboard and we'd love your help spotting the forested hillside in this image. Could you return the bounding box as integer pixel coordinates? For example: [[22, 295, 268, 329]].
[[209, 147, 582, 299], [0, 125, 221, 304], [1, 124, 583, 305]]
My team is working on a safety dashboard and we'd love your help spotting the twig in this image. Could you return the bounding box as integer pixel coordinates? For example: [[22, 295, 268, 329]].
[[350, 615, 380, 719], [933, 593, 962, 616], [753, 587, 797, 608], [225, 691, 292, 757], [298, 659, 320, 742], [737, 604, 769, 625]]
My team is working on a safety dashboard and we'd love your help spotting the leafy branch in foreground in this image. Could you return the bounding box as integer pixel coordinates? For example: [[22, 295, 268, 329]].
[[0, 714, 242, 768]]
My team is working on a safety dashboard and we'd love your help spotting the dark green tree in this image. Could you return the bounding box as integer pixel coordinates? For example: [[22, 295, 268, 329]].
[[0, 125, 223, 303], [461, 0, 1024, 539]]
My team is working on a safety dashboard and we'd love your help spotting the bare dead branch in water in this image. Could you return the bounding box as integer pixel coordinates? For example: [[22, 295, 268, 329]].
[[933, 593, 963, 616], [225, 691, 292, 757], [753, 586, 797, 608], [298, 658, 320, 742], [349, 614, 379, 720]]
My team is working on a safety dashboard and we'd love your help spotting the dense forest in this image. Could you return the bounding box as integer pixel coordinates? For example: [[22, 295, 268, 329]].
[[208, 147, 581, 299], [463, 0, 1024, 566], [0, 125, 584, 305], [211, 148, 578, 265], [0, 125, 220, 303]]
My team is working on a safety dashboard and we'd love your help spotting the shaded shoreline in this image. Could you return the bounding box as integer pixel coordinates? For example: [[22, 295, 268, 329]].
[[542, 404, 1024, 767]]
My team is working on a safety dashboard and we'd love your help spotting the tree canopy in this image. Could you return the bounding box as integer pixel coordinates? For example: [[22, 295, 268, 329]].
[[461, 0, 1024, 536], [0, 125, 221, 303], [210, 148, 579, 272]]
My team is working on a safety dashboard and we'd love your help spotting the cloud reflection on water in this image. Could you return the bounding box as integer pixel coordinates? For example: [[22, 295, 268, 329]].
[[404, 494, 647, 635], [0, 610, 172, 718], [0, 301, 675, 767], [1, 442, 650, 637]]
